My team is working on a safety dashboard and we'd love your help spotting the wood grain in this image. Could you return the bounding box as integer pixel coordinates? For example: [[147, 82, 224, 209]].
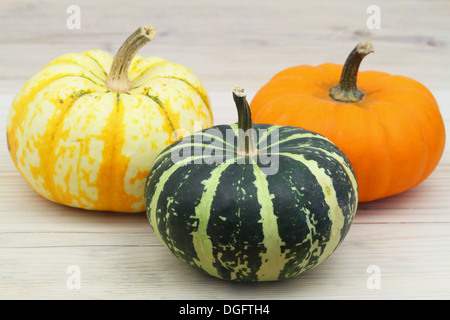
[[0, 0, 449, 300]]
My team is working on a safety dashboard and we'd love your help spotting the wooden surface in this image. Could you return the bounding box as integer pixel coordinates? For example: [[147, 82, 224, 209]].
[[1, 0, 449, 300]]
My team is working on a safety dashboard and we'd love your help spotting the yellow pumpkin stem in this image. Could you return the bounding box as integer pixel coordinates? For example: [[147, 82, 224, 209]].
[[232, 86, 258, 156], [106, 25, 156, 93], [329, 41, 374, 103]]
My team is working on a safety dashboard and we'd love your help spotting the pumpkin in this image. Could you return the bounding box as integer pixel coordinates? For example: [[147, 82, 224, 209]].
[[144, 86, 358, 282], [6, 25, 213, 212], [250, 41, 446, 202]]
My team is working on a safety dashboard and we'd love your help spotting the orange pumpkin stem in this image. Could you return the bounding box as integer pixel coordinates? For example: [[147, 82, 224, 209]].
[[233, 86, 258, 156], [106, 25, 156, 93], [329, 41, 374, 103]]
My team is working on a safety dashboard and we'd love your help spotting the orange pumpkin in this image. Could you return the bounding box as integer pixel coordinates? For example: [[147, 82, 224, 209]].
[[250, 41, 446, 202]]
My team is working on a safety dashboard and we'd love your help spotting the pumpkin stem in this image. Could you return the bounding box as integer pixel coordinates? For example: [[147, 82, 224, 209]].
[[106, 25, 156, 93], [329, 41, 374, 103], [232, 86, 258, 156]]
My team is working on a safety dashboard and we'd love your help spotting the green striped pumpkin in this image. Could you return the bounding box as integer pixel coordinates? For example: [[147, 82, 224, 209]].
[[144, 87, 358, 282]]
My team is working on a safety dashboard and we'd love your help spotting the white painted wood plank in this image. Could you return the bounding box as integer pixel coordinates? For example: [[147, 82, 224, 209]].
[[1, 223, 449, 300]]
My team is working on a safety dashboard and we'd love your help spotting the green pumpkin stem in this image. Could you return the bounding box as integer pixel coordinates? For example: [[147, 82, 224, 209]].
[[233, 86, 258, 156], [106, 25, 156, 93], [329, 41, 374, 103]]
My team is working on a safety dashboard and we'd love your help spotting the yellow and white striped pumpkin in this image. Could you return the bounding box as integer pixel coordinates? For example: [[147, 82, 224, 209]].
[[6, 26, 213, 212]]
